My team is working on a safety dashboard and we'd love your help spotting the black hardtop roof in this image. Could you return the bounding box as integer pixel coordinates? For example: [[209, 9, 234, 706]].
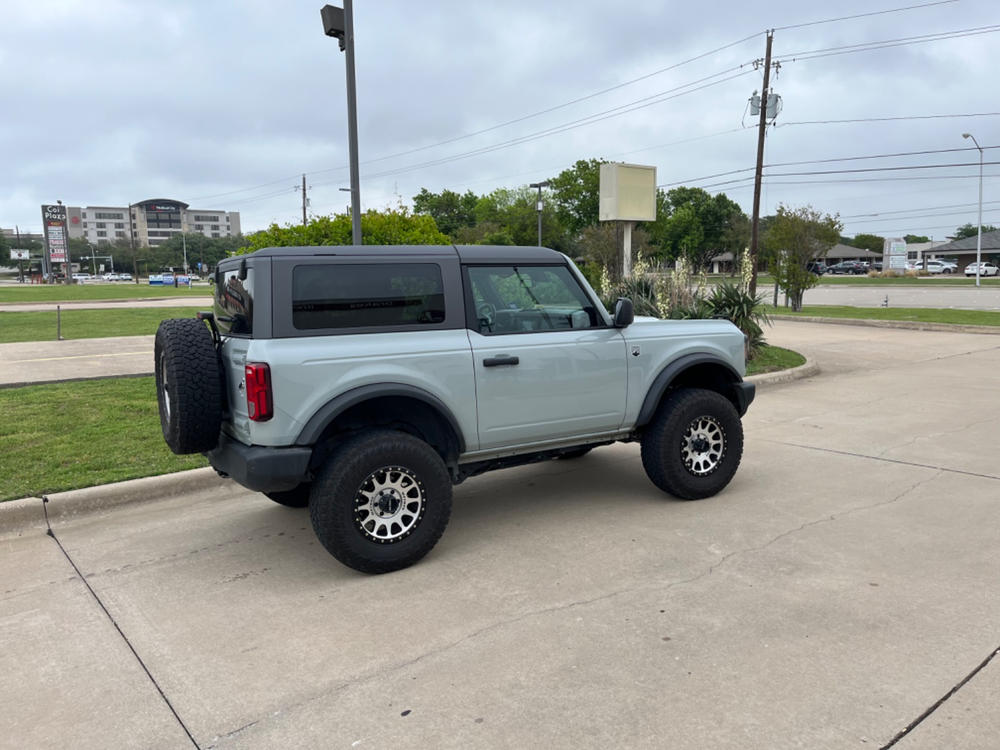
[[231, 244, 565, 264]]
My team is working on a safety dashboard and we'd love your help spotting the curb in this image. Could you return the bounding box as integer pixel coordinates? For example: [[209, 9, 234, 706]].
[[0, 467, 232, 535], [1, 353, 819, 532], [746, 359, 820, 387], [773, 315, 1000, 335]]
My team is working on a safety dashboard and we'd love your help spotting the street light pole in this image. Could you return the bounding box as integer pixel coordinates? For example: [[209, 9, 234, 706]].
[[321, 2, 362, 245], [962, 132, 984, 288], [529, 180, 550, 246]]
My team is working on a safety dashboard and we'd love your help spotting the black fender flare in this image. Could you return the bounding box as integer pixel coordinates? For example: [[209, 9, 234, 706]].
[[635, 353, 747, 427], [295, 383, 467, 452]]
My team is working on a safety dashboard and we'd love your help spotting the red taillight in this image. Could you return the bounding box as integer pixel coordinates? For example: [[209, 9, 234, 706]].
[[245, 363, 273, 422]]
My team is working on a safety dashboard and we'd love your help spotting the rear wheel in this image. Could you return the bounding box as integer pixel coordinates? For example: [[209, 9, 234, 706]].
[[640, 388, 743, 500], [309, 430, 452, 574]]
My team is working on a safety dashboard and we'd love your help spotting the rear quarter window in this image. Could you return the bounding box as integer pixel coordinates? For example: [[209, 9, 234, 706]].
[[214, 267, 254, 335], [291, 263, 445, 330]]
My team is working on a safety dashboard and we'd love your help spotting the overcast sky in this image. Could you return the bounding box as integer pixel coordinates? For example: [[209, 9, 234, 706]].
[[2, 0, 998, 241]]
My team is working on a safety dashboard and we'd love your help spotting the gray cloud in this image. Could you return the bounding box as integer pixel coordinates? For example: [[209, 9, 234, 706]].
[[2, 0, 997, 238]]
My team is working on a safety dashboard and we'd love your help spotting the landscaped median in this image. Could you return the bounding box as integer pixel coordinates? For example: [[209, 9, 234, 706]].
[[768, 305, 1000, 331], [0, 345, 810, 503]]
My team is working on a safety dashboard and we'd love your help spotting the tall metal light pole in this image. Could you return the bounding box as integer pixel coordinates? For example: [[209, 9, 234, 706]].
[[321, 2, 362, 245], [962, 132, 984, 287], [529, 180, 550, 246]]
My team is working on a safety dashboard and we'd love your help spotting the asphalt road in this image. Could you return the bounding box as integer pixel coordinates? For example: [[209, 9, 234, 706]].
[[2, 321, 999, 749]]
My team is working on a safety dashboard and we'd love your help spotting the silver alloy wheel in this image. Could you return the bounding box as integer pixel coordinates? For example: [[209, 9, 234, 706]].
[[159, 354, 171, 422], [354, 466, 425, 543], [680, 415, 726, 476]]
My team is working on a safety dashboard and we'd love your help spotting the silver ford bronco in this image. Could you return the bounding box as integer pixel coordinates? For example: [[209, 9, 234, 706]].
[[155, 245, 754, 573]]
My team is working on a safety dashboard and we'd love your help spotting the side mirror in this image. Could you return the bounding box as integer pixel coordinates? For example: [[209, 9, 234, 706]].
[[613, 297, 634, 328], [237, 258, 247, 281]]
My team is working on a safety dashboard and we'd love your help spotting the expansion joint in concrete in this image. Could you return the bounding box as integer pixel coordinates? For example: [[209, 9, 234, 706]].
[[40, 496, 201, 749]]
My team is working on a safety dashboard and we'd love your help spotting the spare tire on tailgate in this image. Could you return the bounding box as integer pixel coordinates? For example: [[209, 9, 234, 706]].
[[155, 318, 223, 454]]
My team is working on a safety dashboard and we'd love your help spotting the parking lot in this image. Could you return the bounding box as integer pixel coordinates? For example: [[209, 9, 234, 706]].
[[2, 321, 999, 749]]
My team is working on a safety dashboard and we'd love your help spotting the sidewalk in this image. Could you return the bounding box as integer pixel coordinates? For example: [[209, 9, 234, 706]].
[[0, 335, 154, 387]]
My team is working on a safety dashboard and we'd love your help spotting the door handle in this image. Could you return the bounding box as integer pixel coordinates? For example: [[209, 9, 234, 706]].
[[483, 355, 520, 367]]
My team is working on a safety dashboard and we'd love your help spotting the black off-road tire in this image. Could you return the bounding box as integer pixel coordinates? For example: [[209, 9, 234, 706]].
[[264, 484, 311, 508], [154, 318, 222, 455], [640, 387, 743, 500], [309, 430, 452, 574]]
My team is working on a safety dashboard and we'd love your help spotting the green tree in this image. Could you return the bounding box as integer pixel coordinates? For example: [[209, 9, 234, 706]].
[[412, 188, 478, 237], [765, 205, 842, 311], [953, 223, 998, 239], [848, 233, 885, 253], [903, 234, 930, 243], [652, 187, 747, 269], [473, 187, 566, 250], [548, 158, 605, 235], [242, 206, 450, 253]]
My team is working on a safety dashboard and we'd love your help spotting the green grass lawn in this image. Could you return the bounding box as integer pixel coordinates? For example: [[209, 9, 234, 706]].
[[0, 307, 206, 343], [767, 305, 1000, 327], [0, 283, 212, 303], [747, 345, 805, 375], [0, 377, 206, 502]]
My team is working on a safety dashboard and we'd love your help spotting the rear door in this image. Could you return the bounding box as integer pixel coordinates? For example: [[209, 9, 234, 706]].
[[465, 264, 627, 450]]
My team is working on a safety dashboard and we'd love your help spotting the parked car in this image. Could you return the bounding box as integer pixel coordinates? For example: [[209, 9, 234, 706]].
[[71, 273, 92, 283], [926, 260, 957, 274], [102, 273, 121, 281], [120, 272, 133, 281], [806, 261, 827, 275], [827, 261, 867, 275], [964, 262, 1000, 277]]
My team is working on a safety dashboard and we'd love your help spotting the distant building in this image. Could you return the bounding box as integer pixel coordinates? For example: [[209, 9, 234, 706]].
[[925, 230, 1000, 272], [62, 199, 241, 247]]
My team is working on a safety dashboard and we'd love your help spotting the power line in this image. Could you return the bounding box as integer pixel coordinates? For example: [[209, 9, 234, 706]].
[[780, 23, 1000, 58], [773, 0, 958, 31], [313, 69, 756, 186], [303, 33, 764, 178], [766, 145, 998, 169], [847, 205, 1000, 225], [777, 24, 1000, 63], [840, 199, 1000, 220], [779, 112, 1000, 127], [766, 161, 1000, 177], [764, 173, 1000, 185]]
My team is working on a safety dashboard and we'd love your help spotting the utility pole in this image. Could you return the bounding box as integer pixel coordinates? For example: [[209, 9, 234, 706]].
[[301, 173, 308, 226], [128, 202, 139, 283], [748, 30, 774, 298], [15, 225, 24, 283]]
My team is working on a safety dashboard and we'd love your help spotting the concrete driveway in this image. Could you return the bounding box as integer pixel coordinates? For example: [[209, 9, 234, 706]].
[[2, 322, 999, 749]]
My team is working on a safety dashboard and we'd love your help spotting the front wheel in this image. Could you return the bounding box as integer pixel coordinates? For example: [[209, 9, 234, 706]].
[[640, 388, 744, 500], [309, 430, 453, 574]]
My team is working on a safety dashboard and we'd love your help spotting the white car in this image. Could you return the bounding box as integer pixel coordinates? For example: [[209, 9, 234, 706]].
[[119, 272, 133, 281], [71, 273, 92, 283], [102, 273, 121, 281], [964, 262, 1000, 277], [925, 260, 956, 274]]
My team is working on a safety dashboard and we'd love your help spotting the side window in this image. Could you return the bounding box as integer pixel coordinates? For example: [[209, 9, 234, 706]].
[[467, 265, 600, 334], [291, 263, 445, 330], [214, 267, 253, 335]]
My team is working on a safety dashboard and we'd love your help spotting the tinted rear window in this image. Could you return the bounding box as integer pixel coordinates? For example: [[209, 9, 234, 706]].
[[291, 263, 445, 330], [214, 267, 253, 335]]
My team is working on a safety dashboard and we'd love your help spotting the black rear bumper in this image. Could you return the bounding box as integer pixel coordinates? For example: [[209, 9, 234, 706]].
[[206, 433, 312, 493]]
